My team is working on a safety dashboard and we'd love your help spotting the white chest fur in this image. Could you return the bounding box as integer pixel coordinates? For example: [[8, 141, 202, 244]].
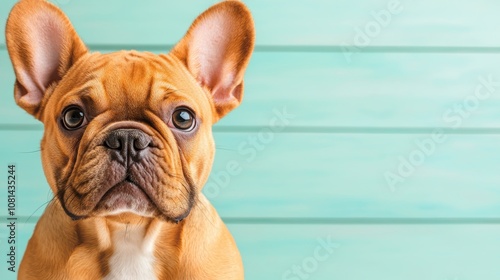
[[103, 224, 157, 280]]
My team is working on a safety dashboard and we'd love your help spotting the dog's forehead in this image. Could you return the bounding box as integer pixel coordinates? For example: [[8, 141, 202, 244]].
[[55, 50, 209, 114], [95, 50, 202, 100]]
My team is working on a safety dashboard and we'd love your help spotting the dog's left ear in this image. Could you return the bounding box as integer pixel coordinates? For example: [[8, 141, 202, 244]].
[[171, 1, 255, 122], [5, 0, 88, 118]]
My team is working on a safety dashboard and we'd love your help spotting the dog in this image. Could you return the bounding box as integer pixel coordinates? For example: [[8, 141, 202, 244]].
[[5, 0, 254, 279]]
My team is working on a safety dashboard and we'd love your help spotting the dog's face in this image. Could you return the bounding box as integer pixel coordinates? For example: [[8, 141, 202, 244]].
[[5, 0, 254, 222], [43, 51, 215, 222]]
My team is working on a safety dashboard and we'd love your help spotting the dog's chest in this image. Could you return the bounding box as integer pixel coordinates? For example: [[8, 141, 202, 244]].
[[103, 225, 157, 280]]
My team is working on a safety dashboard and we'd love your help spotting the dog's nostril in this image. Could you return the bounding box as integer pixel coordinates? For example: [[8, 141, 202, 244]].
[[104, 136, 121, 150], [133, 137, 151, 151]]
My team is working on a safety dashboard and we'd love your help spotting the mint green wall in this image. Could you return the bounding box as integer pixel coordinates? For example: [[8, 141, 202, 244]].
[[1, 1, 500, 279]]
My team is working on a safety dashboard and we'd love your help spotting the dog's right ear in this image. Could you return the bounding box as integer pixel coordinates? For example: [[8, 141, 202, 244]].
[[171, 1, 255, 123], [5, 0, 88, 117]]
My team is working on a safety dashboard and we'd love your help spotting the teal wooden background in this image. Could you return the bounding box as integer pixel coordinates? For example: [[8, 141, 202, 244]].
[[2, 0, 500, 279]]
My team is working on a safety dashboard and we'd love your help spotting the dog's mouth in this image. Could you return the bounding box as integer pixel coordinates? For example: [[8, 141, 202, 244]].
[[93, 177, 157, 217]]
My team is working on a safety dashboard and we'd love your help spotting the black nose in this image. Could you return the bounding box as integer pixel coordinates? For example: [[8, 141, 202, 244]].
[[104, 129, 151, 166]]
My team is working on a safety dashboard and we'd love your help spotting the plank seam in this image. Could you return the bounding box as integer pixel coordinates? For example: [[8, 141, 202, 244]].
[[3, 45, 500, 53]]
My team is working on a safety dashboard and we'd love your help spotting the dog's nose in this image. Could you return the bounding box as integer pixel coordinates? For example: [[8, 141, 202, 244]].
[[104, 129, 151, 165]]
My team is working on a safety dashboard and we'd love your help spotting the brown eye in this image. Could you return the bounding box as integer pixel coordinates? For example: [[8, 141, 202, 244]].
[[171, 108, 195, 131], [62, 106, 86, 130]]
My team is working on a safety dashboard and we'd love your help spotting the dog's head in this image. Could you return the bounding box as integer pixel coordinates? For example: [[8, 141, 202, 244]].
[[5, 0, 254, 222]]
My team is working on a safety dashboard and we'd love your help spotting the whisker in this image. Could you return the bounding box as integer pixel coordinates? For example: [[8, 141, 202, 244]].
[[215, 146, 237, 152], [25, 196, 56, 223], [194, 196, 218, 230], [19, 149, 42, 154]]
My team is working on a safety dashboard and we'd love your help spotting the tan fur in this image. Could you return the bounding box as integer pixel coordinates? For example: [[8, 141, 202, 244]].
[[6, 0, 254, 279]]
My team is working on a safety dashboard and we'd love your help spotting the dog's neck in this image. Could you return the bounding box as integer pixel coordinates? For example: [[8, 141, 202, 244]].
[[74, 214, 176, 280], [99, 217, 163, 280]]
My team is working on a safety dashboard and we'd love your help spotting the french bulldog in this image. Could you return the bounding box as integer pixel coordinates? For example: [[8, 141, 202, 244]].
[[5, 0, 254, 279]]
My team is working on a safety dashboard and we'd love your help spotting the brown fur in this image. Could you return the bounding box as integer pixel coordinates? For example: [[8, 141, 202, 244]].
[[6, 0, 255, 279]]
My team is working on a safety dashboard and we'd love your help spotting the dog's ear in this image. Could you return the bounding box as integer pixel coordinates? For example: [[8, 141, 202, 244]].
[[171, 1, 255, 122], [5, 0, 88, 117]]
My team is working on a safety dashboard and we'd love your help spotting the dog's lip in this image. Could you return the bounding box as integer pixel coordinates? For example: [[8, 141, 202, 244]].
[[95, 179, 155, 212], [103, 178, 144, 198]]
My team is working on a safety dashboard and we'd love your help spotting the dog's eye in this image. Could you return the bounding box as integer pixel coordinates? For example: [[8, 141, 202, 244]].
[[170, 108, 196, 131], [62, 106, 86, 130]]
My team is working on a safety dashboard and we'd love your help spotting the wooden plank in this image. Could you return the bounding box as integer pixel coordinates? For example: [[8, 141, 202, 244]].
[[1, 223, 500, 279], [234, 224, 500, 279], [2, 131, 500, 218], [2, 0, 500, 47], [211, 132, 500, 218], [3, 50, 500, 128]]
